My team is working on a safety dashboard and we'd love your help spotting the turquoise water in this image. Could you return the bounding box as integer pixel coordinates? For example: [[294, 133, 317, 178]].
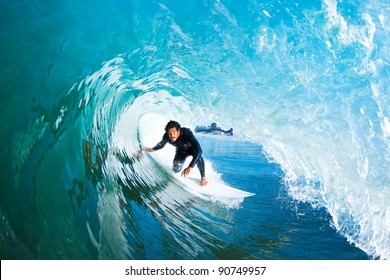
[[0, 0, 388, 259]]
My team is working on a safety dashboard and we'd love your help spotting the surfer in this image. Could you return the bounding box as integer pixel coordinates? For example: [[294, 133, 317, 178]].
[[143, 120, 208, 186]]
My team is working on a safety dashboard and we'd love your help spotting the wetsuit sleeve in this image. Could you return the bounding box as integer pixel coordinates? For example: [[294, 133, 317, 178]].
[[187, 129, 203, 168], [152, 134, 168, 151]]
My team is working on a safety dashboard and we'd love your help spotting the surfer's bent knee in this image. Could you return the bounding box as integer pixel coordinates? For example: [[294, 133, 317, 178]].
[[173, 161, 183, 173]]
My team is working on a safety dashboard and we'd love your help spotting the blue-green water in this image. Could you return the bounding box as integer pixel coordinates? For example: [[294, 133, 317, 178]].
[[0, 0, 388, 259]]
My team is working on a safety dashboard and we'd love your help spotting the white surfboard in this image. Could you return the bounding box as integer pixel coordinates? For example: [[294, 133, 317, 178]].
[[175, 172, 254, 199]]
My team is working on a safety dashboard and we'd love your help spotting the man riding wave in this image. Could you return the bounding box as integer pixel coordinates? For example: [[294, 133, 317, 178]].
[[143, 120, 208, 186]]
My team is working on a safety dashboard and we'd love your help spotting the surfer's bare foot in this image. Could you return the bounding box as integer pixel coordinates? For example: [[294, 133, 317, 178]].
[[201, 177, 208, 186]]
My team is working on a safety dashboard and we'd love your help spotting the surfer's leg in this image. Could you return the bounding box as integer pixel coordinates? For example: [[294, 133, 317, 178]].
[[196, 156, 206, 177], [197, 157, 208, 186], [173, 150, 187, 173]]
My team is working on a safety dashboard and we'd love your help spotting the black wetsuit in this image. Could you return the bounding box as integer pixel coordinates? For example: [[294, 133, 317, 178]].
[[152, 128, 205, 177]]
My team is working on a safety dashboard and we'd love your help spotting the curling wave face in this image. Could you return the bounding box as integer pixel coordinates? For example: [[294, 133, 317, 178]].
[[1, 0, 389, 259]]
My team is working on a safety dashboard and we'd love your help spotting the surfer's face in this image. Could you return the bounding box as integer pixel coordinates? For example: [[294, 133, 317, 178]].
[[167, 128, 180, 142]]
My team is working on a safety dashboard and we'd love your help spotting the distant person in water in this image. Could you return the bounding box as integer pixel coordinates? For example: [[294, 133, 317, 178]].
[[143, 120, 208, 186]]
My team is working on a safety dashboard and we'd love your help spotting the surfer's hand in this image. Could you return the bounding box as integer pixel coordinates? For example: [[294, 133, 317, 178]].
[[143, 148, 153, 152], [181, 167, 192, 177]]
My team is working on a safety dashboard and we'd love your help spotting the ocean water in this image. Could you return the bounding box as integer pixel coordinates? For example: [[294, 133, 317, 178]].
[[0, 0, 388, 260]]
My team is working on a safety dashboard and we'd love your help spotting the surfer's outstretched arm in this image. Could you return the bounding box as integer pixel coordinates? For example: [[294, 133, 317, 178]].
[[143, 134, 169, 153]]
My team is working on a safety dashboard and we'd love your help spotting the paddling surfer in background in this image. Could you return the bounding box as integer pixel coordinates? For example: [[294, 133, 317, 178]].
[[143, 120, 208, 186]]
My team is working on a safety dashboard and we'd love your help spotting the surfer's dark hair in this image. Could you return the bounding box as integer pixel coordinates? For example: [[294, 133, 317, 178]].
[[165, 120, 181, 132]]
